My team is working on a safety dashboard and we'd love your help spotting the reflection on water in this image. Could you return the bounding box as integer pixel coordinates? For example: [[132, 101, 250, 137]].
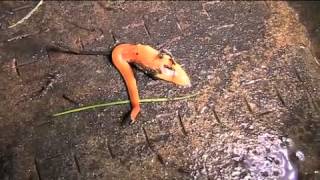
[[190, 133, 305, 180], [238, 133, 302, 180]]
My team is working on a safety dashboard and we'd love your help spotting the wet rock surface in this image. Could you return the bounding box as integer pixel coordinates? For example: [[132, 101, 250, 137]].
[[0, 1, 319, 180]]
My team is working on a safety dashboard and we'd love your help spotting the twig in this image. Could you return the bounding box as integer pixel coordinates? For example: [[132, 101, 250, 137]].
[[7, 33, 33, 42], [52, 92, 199, 117], [9, 0, 44, 28], [12, 4, 33, 12]]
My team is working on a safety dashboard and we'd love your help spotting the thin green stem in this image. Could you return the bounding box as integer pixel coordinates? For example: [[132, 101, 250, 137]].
[[52, 92, 199, 117]]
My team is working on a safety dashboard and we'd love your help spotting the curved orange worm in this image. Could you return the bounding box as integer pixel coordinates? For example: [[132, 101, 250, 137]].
[[112, 43, 191, 123]]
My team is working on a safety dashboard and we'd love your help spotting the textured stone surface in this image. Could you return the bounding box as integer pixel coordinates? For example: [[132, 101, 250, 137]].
[[0, 1, 319, 180]]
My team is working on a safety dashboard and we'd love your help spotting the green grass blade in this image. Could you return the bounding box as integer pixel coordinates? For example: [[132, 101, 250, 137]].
[[52, 92, 199, 117]]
